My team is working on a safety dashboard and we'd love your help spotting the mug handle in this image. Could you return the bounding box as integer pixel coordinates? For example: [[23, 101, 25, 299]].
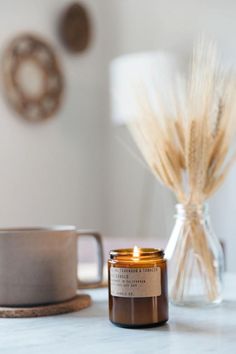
[[76, 230, 104, 289]]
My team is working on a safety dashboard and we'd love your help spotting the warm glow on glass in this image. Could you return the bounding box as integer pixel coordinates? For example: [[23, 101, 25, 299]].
[[133, 245, 140, 258]]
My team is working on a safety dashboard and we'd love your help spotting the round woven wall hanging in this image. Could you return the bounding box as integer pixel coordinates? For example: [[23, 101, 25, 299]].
[[2, 34, 64, 122], [59, 2, 91, 53]]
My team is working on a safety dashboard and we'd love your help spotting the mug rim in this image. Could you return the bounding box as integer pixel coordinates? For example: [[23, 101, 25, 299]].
[[0, 225, 76, 233]]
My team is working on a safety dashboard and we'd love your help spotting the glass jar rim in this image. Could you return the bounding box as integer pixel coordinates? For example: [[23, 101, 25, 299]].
[[176, 202, 208, 209], [176, 203, 209, 213], [109, 248, 164, 259]]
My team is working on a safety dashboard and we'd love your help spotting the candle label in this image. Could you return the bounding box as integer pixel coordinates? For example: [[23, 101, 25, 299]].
[[110, 267, 161, 297]]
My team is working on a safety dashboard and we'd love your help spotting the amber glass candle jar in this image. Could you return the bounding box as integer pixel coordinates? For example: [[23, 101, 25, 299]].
[[108, 247, 168, 328]]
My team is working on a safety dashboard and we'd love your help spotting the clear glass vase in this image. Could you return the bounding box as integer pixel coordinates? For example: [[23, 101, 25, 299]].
[[165, 203, 224, 307]]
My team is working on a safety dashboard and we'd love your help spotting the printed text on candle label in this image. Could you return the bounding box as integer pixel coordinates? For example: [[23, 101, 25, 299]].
[[110, 267, 161, 297]]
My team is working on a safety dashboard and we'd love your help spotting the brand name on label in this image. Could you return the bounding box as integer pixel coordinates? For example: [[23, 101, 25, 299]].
[[110, 267, 161, 298]]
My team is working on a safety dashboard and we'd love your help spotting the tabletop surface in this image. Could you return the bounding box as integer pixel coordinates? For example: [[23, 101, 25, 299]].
[[0, 273, 235, 354]]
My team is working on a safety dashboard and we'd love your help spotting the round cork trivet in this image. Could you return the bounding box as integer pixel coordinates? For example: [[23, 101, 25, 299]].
[[0, 294, 91, 318]]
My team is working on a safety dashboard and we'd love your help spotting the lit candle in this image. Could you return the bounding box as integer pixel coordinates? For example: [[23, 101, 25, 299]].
[[108, 247, 168, 328], [132, 245, 140, 260]]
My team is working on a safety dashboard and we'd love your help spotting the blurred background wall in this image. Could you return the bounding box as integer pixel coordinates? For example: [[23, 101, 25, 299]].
[[0, 0, 236, 270], [0, 0, 110, 230], [106, 0, 236, 272]]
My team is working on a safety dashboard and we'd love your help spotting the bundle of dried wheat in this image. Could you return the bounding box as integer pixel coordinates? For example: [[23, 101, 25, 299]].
[[129, 39, 236, 303]]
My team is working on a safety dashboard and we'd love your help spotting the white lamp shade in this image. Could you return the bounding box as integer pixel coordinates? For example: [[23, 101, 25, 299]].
[[110, 51, 177, 125]]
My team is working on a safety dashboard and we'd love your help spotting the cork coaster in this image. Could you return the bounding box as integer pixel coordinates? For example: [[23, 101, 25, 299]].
[[0, 294, 91, 318]]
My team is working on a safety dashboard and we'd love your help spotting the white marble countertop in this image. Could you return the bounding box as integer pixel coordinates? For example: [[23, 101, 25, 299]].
[[0, 273, 235, 354]]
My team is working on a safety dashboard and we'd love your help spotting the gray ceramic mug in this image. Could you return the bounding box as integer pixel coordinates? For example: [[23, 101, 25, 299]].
[[0, 226, 103, 306]]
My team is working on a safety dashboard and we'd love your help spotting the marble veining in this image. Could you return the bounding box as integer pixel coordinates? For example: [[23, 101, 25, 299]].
[[0, 274, 235, 354]]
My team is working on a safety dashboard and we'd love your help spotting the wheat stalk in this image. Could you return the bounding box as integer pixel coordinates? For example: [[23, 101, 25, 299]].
[[128, 39, 236, 303]]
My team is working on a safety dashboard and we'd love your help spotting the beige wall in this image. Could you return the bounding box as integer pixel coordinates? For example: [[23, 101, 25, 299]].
[[0, 0, 236, 271], [0, 0, 109, 231], [106, 0, 236, 271]]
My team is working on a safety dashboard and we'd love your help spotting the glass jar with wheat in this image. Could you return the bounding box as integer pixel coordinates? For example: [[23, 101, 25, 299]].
[[128, 40, 236, 306]]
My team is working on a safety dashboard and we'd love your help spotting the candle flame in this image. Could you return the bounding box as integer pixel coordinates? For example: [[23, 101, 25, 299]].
[[133, 245, 140, 258]]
